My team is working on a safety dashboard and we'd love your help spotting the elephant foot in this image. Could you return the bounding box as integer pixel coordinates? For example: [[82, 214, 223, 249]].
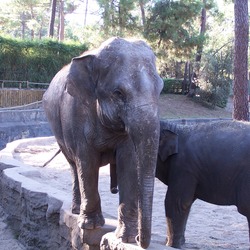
[[115, 223, 137, 243], [78, 212, 105, 229], [71, 204, 80, 214], [166, 235, 185, 249]]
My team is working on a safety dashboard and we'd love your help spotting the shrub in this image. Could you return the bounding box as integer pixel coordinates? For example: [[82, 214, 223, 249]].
[[0, 36, 88, 83], [195, 78, 231, 108], [162, 78, 183, 94], [195, 46, 232, 108]]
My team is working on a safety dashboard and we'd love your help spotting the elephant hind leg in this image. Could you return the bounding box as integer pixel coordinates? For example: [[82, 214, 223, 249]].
[[247, 217, 250, 243], [55, 144, 81, 214], [165, 194, 192, 248], [165, 177, 197, 248], [236, 182, 250, 243], [59, 148, 81, 214], [70, 162, 81, 214]]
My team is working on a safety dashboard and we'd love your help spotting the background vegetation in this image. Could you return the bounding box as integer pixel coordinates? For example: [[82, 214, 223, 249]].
[[0, 36, 87, 82], [0, 0, 248, 112]]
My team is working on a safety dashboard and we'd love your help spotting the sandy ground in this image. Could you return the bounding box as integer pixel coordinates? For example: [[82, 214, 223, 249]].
[[0, 137, 249, 250]]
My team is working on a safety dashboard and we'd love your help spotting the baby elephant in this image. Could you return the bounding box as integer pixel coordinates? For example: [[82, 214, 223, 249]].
[[156, 120, 250, 248]]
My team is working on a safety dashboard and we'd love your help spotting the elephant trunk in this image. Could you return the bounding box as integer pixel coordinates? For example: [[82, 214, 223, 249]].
[[129, 104, 160, 249]]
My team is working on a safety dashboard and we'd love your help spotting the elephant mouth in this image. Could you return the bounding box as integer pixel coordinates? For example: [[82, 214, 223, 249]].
[[128, 101, 158, 110]]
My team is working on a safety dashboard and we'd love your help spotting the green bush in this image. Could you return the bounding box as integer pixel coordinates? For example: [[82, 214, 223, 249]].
[[195, 46, 232, 108], [0, 36, 88, 83], [162, 78, 183, 94], [195, 79, 231, 108]]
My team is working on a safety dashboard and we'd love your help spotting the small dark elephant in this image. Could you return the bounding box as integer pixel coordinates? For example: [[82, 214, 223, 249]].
[[43, 37, 163, 248], [156, 120, 250, 248]]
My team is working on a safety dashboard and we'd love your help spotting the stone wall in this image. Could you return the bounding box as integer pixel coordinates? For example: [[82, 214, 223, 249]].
[[0, 108, 52, 149], [0, 161, 116, 250]]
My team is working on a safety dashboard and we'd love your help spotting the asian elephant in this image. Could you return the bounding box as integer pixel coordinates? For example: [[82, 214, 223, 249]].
[[156, 120, 250, 249], [43, 37, 163, 249]]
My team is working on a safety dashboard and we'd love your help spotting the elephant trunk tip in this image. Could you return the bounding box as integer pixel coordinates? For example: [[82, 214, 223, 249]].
[[135, 234, 151, 249]]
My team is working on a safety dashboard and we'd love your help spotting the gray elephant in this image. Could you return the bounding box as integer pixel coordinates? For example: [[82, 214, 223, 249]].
[[156, 120, 250, 248], [43, 37, 163, 248]]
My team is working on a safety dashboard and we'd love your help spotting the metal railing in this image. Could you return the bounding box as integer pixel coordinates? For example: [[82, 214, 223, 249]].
[[0, 80, 49, 89]]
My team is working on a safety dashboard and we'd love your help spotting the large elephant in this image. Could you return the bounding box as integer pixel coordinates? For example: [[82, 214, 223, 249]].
[[43, 37, 163, 248], [156, 120, 250, 248]]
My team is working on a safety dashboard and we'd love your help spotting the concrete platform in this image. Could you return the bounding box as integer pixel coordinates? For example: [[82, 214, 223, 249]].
[[0, 137, 173, 250]]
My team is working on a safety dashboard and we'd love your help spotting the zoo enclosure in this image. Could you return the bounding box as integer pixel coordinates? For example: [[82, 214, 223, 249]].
[[0, 80, 49, 108]]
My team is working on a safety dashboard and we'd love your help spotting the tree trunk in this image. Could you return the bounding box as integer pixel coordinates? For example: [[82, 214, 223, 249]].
[[195, 0, 206, 63], [30, 4, 35, 39], [182, 62, 189, 95], [233, 0, 249, 121], [118, 3, 123, 35], [21, 12, 25, 39], [48, 0, 57, 38], [84, 0, 88, 26], [59, 0, 64, 41], [186, 0, 206, 97], [139, 0, 146, 32]]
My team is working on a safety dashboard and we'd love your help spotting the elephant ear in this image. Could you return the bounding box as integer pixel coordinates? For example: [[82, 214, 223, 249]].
[[66, 53, 97, 100], [158, 130, 178, 162]]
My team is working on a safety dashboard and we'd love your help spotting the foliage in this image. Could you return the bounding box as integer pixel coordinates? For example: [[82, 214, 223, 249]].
[[0, 36, 88, 82], [145, 0, 205, 59], [0, 0, 240, 113], [195, 44, 233, 108], [0, 0, 50, 39], [162, 78, 183, 94], [96, 0, 140, 37]]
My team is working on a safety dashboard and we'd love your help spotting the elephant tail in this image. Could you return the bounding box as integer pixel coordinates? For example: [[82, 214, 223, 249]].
[[42, 150, 119, 195], [110, 163, 119, 194], [41, 149, 61, 167]]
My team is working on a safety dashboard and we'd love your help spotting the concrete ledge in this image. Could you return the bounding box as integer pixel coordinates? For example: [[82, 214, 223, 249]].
[[166, 117, 232, 124], [100, 232, 172, 250], [0, 163, 117, 249], [0, 137, 174, 249]]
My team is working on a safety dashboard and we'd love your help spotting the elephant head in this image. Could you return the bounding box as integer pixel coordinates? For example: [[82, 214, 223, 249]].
[[61, 37, 163, 248]]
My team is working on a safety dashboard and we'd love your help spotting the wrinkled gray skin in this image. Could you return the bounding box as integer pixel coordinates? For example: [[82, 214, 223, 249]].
[[156, 120, 250, 249], [43, 37, 163, 249]]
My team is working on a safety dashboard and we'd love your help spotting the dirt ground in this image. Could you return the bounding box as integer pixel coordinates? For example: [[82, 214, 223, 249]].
[[159, 94, 232, 119]]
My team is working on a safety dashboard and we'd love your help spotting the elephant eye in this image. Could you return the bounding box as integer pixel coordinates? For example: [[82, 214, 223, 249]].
[[113, 88, 125, 100]]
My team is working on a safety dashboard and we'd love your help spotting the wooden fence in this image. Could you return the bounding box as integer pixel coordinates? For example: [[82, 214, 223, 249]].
[[0, 80, 49, 108], [0, 89, 46, 108]]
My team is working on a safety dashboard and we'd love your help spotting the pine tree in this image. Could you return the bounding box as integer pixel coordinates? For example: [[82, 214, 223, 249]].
[[233, 0, 249, 121], [48, 0, 57, 38]]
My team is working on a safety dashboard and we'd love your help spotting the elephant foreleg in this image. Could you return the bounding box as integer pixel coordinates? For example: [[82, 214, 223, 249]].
[[76, 157, 105, 230], [115, 142, 138, 243]]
